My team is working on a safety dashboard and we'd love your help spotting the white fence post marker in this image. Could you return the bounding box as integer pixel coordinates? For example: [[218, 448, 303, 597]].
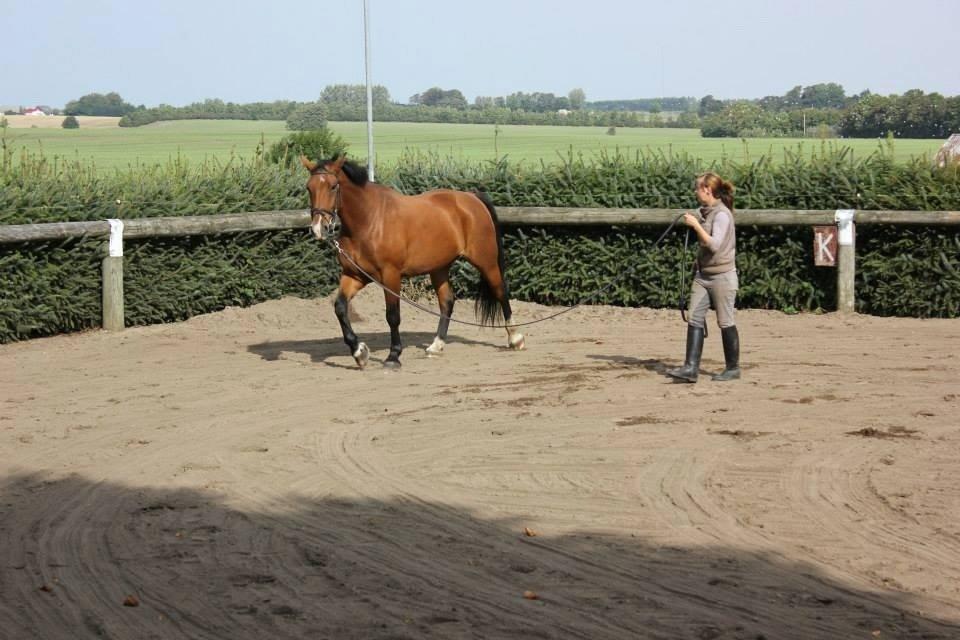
[[835, 210, 856, 313], [102, 219, 125, 331]]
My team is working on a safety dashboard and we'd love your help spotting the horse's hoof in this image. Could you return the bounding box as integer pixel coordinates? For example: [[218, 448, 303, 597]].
[[425, 337, 445, 357], [353, 343, 370, 368], [383, 358, 402, 369], [509, 334, 526, 350]]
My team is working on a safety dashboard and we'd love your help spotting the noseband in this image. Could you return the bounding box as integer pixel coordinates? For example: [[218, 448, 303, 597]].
[[309, 169, 342, 237]]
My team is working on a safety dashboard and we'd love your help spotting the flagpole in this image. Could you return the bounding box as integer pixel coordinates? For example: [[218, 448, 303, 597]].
[[363, 0, 375, 181]]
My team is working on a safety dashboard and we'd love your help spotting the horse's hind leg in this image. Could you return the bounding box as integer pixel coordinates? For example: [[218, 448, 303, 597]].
[[475, 261, 525, 351], [503, 303, 525, 351], [426, 268, 454, 357], [334, 275, 370, 368]]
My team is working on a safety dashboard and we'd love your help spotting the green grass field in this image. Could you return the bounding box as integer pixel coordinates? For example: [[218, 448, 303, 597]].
[[1, 119, 945, 170]]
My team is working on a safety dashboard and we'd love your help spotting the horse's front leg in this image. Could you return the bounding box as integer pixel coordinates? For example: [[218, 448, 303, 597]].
[[334, 275, 369, 368], [426, 268, 454, 357], [382, 270, 403, 369]]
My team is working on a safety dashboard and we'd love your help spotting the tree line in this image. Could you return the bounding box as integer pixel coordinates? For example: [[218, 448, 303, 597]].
[[699, 84, 960, 139], [56, 84, 959, 139], [112, 85, 686, 129], [65, 92, 141, 117], [589, 98, 697, 113], [118, 99, 305, 127]]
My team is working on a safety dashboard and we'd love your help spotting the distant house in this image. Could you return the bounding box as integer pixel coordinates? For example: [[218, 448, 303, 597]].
[[24, 106, 47, 116], [935, 134, 960, 167], [557, 109, 570, 116]]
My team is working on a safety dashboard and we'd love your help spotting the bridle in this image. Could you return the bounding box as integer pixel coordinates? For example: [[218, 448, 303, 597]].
[[309, 168, 342, 237]]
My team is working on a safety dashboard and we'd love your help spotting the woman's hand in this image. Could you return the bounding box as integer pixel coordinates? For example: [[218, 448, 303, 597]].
[[684, 212, 712, 247]]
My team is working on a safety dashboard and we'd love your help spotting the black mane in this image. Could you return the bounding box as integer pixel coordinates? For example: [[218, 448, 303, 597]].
[[330, 155, 369, 187]]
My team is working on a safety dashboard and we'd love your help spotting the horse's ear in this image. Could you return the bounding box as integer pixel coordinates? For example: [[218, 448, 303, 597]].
[[333, 154, 347, 170], [300, 155, 317, 172]]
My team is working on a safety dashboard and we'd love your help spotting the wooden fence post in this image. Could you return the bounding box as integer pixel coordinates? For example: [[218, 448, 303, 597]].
[[101, 219, 124, 331], [835, 210, 856, 313]]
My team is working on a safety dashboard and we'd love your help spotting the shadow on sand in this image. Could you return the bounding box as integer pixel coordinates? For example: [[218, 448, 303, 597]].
[[248, 331, 506, 369], [1, 472, 956, 640]]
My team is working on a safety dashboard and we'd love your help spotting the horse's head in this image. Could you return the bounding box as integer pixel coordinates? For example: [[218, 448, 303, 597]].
[[302, 155, 346, 240]]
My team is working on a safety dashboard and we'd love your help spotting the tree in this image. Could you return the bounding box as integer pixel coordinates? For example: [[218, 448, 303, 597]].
[[439, 89, 468, 110], [286, 102, 328, 130], [64, 92, 136, 116], [411, 87, 443, 106], [799, 83, 846, 109], [837, 91, 958, 138], [410, 87, 467, 109], [838, 94, 892, 137], [701, 101, 790, 137], [698, 95, 725, 117], [757, 95, 785, 111], [319, 84, 391, 107], [501, 91, 570, 112], [568, 88, 586, 110], [675, 111, 700, 128], [782, 85, 803, 109], [61, 115, 80, 129], [266, 129, 348, 167]]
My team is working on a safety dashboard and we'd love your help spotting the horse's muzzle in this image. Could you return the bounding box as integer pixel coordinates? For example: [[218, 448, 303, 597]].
[[310, 209, 341, 240]]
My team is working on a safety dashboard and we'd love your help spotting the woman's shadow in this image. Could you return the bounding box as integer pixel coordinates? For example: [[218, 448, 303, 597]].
[[588, 353, 669, 375]]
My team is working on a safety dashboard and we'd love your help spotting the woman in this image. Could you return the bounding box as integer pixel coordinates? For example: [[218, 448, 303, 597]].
[[666, 172, 741, 383]]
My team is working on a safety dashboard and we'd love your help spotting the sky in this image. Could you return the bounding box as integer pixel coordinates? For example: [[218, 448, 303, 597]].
[[4, 0, 958, 109]]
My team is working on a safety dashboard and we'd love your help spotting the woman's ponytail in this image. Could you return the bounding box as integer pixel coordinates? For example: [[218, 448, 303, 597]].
[[717, 179, 735, 213], [697, 172, 735, 213]]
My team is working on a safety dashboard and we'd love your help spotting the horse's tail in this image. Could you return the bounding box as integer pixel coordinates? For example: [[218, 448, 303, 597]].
[[473, 191, 510, 327]]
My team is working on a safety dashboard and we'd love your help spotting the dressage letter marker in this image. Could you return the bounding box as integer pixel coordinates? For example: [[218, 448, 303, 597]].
[[813, 226, 837, 267]]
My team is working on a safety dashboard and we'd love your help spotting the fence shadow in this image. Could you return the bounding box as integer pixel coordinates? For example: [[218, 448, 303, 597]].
[[1, 472, 956, 640]]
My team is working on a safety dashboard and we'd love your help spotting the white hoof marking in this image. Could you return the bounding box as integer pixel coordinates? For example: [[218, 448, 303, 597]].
[[425, 337, 446, 357], [353, 342, 370, 368]]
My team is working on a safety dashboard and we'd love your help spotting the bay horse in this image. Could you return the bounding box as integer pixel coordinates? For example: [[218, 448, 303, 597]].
[[301, 155, 525, 369]]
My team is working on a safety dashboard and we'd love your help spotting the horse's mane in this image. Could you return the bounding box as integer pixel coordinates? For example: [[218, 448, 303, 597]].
[[330, 155, 369, 187]]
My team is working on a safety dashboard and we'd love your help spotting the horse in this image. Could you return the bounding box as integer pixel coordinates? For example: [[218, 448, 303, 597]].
[[301, 154, 525, 369]]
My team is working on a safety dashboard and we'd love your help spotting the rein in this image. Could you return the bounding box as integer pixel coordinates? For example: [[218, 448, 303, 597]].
[[678, 213, 709, 337], [325, 213, 690, 329]]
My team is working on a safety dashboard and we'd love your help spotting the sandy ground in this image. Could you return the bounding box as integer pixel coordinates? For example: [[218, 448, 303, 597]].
[[1, 289, 959, 639], [2, 115, 121, 128]]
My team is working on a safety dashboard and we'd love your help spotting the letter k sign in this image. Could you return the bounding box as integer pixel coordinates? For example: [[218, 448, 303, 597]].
[[817, 231, 835, 264]]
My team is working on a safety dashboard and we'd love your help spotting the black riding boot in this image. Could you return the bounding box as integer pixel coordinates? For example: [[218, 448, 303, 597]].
[[712, 326, 741, 381], [666, 325, 704, 383]]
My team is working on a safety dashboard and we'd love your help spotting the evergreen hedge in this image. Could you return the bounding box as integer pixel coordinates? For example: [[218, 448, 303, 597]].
[[1, 143, 958, 343]]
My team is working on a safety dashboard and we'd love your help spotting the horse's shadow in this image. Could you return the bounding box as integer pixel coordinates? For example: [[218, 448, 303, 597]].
[[248, 331, 499, 369]]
